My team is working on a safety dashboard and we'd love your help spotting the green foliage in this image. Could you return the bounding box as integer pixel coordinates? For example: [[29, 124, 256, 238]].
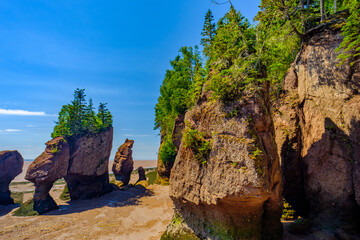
[[201, 9, 216, 62], [183, 127, 212, 164], [155, 47, 204, 166], [12, 199, 39, 217], [206, 6, 275, 103], [51, 89, 112, 138], [60, 185, 70, 201], [145, 169, 157, 185], [337, 0, 360, 66], [159, 136, 177, 166]]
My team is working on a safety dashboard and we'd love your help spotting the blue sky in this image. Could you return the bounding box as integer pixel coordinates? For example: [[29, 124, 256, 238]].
[[0, 0, 260, 160]]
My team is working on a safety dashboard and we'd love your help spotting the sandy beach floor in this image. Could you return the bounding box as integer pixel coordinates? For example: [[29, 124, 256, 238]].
[[1, 174, 173, 240], [13, 160, 157, 183]]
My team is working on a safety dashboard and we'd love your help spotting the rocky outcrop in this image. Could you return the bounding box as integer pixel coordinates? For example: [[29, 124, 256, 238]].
[[0, 151, 23, 205], [65, 127, 113, 200], [157, 113, 185, 181], [26, 127, 113, 214], [164, 88, 282, 239], [112, 139, 134, 185], [137, 166, 146, 182], [274, 26, 360, 236], [26, 137, 70, 214]]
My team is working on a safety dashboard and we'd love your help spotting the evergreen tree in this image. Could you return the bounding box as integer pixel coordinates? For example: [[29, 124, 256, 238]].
[[51, 89, 113, 138], [201, 9, 216, 60], [154, 46, 204, 165], [97, 103, 113, 130], [337, 0, 360, 66]]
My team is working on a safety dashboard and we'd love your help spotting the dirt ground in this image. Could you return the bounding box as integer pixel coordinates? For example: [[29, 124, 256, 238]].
[[1, 179, 173, 240], [2, 169, 310, 240]]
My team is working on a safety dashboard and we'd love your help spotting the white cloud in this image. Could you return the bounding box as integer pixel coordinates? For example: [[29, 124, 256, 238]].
[[0, 108, 53, 116], [0, 129, 22, 132]]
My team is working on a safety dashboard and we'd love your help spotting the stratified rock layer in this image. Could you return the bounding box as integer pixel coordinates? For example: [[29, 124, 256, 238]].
[[165, 89, 282, 239], [274, 26, 360, 236], [112, 139, 134, 186], [0, 151, 23, 205], [26, 136, 70, 214]]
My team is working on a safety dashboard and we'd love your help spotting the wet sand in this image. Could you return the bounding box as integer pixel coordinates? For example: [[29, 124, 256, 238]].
[[13, 160, 157, 182]]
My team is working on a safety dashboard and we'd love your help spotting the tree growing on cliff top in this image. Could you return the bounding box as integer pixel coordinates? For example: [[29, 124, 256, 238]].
[[201, 9, 216, 61], [51, 89, 113, 138], [154, 46, 204, 166]]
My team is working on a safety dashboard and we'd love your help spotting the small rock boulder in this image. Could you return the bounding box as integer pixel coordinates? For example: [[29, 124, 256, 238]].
[[0, 151, 24, 205], [112, 139, 134, 185], [25, 136, 70, 214]]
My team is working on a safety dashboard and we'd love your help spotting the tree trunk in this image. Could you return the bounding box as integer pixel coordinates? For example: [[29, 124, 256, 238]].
[[334, 0, 337, 13], [300, 0, 304, 9], [320, 0, 326, 21], [307, 0, 310, 9]]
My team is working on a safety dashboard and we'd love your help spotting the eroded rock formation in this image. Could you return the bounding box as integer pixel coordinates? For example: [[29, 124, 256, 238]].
[[26, 127, 113, 213], [26, 137, 70, 214], [164, 89, 282, 239], [65, 127, 113, 200], [112, 139, 134, 185], [274, 26, 360, 237], [0, 151, 23, 205], [137, 166, 146, 182]]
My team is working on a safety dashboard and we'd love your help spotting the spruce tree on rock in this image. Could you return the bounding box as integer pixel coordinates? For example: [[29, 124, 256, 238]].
[[201, 9, 216, 60]]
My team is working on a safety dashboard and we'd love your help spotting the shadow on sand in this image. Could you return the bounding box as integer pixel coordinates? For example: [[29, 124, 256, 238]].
[[45, 186, 154, 216], [0, 204, 20, 217]]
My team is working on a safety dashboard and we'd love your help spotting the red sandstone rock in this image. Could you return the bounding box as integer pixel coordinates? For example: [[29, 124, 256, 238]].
[[0, 151, 23, 205], [112, 139, 134, 185], [165, 93, 282, 239], [274, 26, 360, 237]]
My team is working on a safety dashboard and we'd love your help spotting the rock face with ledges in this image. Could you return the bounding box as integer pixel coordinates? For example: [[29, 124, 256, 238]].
[[112, 139, 134, 186], [0, 151, 23, 205], [273, 26, 360, 237], [164, 88, 282, 239]]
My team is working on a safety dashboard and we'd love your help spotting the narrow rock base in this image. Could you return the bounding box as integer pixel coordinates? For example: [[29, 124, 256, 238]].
[[34, 196, 59, 215], [65, 172, 112, 200]]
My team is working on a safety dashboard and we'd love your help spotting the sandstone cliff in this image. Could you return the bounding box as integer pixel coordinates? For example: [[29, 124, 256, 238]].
[[164, 86, 282, 239], [274, 26, 360, 237]]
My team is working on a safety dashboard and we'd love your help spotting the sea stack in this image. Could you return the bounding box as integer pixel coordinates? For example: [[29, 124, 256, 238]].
[[26, 127, 113, 214], [112, 139, 134, 186], [65, 127, 113, 200], [0, 151, 23, 205], [26, 136, 70, 214]]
